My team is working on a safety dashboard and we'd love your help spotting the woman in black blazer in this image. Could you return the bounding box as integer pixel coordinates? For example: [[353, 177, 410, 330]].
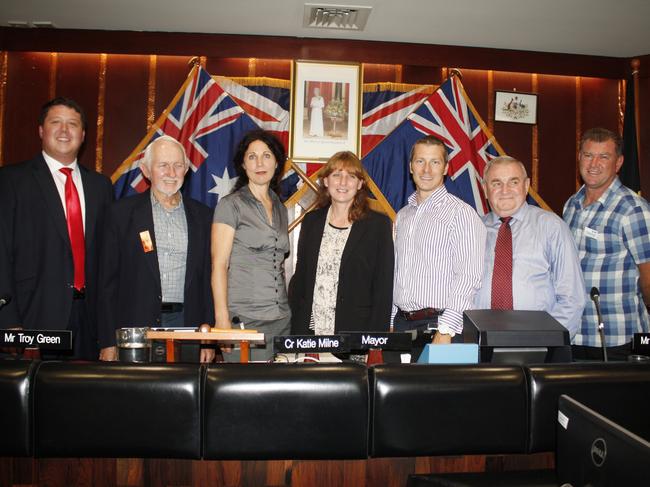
[[289, 151, 394, 335]]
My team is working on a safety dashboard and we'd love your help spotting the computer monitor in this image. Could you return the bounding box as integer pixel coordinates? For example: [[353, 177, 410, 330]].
[[556, 395, 650, 487], [463, 310, 571, 364]]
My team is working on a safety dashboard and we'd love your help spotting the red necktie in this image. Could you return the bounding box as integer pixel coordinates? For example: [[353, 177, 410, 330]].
[[59, 168, 85, 291], [491, 216, 513, 310]]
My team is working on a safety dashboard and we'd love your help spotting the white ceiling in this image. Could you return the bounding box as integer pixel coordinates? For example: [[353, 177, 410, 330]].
[[2, 0, 650, 58]]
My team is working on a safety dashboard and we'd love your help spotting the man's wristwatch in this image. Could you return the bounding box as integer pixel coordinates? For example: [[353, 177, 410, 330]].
[[437, 324, 456, 337]]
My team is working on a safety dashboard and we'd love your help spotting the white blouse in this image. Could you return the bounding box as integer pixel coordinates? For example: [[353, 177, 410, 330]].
[[310, 214, 352, 335]]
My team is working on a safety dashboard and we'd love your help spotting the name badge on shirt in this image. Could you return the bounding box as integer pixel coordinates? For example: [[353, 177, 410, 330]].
[[584, 227, 599, 240], [140, 230, 154, 253]]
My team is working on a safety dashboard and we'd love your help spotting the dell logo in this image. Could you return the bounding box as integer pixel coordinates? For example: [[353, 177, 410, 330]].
[[590, 438, 607, 467]]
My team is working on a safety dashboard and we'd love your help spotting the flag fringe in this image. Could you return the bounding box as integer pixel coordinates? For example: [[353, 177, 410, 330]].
[[363, 82, 437, 94], [218, 76, 291, 90]]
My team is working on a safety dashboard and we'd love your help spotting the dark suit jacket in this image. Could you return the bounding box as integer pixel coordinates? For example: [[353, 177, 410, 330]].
[[97, 190, 214, 348], [0, 154, 113, 337], [289, 206, 394, 334]]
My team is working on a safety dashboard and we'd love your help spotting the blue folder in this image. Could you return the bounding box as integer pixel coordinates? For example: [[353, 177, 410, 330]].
[[417, 343, 479, 364]]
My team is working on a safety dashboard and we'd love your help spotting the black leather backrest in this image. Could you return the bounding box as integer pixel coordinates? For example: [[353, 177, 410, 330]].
[[527, 362, 650, 452], [203, 363, 369, 460], [0, 360, 38, 456], [34, 362, 202, 458], [370, 364, 528, 457]]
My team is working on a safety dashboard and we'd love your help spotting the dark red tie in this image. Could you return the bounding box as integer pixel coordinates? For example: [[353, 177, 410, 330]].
[[491, 216, 513, 310], [59, 168, 85, 291]]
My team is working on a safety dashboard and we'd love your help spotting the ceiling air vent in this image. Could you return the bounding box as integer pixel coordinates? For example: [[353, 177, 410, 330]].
[[303, 4, 372, 31]]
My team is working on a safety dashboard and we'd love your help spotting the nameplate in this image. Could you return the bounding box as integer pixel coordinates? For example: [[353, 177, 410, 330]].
[[633, 333, 650, 354], [274, 335, 350, 353], [346, 332, 412, 351], [0, 329, 72, 350]]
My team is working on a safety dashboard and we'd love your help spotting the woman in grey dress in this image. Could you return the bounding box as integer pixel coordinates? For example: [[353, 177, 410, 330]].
[[211, 130, 290, 361]]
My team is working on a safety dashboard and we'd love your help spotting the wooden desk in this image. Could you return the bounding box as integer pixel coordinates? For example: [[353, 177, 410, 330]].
[[146, 329, 265, 363]]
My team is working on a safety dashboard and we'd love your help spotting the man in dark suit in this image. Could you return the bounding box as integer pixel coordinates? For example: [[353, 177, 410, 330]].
[[97, 135, 214, 362], [0, 97, 113, 359]]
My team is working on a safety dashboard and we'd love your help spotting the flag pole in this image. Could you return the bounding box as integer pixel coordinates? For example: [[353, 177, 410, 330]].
[[631, 58, 641, 170], [449, 68, 463, 80]]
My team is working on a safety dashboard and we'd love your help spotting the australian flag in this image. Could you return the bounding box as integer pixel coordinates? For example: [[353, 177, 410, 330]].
[[363, 75, 499, 214], [112, 66, 264, 208]]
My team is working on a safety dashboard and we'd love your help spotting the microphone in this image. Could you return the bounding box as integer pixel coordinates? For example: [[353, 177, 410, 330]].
[[590, 287, 608, 362], [231, 316, 244, 330], [0, 296, 10, 309]]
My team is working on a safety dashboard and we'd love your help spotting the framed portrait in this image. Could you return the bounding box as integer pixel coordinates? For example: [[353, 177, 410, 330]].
[[290, 60, 362, 161], [494, 90, 538, 125]]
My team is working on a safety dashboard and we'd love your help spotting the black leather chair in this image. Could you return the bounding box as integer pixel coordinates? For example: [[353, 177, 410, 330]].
[[203, 363, 369, 460], [0, 360, 38, 456], [527, 362, 650, 452], [34, 362, 202, 458], [370, 364, 528, 457]]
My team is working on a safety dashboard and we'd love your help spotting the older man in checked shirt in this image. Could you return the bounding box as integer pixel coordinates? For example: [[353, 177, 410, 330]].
[[97, 136, 214, 363], [392, 135, 486, 359]]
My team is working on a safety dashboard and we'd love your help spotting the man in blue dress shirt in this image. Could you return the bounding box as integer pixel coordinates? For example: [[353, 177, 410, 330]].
[[476, 155, 585, 339]]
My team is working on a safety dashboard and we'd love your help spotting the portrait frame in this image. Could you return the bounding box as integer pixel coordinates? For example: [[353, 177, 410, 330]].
[[290, 60, 362, 161], [494, 90, 538, 125]]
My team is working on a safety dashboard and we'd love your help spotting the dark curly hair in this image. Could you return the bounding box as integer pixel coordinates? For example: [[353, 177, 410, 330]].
[[232, 130, 286, 195]]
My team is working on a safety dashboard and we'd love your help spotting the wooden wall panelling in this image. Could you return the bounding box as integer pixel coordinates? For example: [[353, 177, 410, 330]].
[[3, 51, 52, 165], [290, 459, 366, 487], [0, 29, 628, 79], [38, 457, 101, 487], [416, 454, 486, 475], [206, 58, 250, 78], [102, 54, 149, 178], [492, 71, 533, 178], [636, 56, 650, 195], [491, 452, 555, 471], [536, 74, 579, 214], [254, 58, 292, 79], [55, 53, 101, 172], [154, 55, 194, 122], [0, 456, 35, 486], [365, 457, 415, 487], [0, 454, 558, 487], [363, 64, 400, 84], [116, 458, 143, 486], [0, 51, 7, 166], [579, 76, 621, 193], [208, 56, 293, 79], [580, 77, 620, 133], [457, 69, 490, 128], [400, 65, 443, 85], [144, 458, 192, 487]]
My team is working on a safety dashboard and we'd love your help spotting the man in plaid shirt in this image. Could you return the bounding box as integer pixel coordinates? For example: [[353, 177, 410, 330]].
[[564, 128, 650, 360]]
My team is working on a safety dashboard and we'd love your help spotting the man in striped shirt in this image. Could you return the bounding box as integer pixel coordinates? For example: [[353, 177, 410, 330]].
[[392, 135, 486, 357]]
